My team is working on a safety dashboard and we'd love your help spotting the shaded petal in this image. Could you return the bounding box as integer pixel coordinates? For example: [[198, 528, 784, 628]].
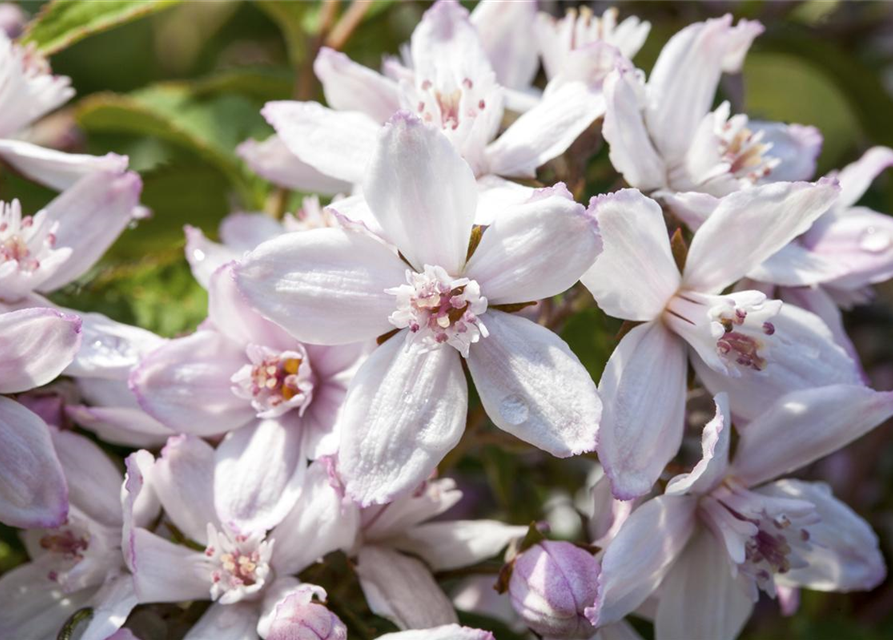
[[237, 135, 351, 195], [271, 461, 359, 575], [731, 384, 893, 487], [779, 286, 862, 372], [759, 479, 885, 592], [0, 560, 93, 639], [692, 303, 863, 422], [591, 495, 697, 626], [215, 417, 306, 535], [65, 310, 163, 380], [355, 544, 458, 630], [185, 602, 260, 640], [654, 528, 753, 640], [51, 428, 122, 527], [0, 139, 128, 191], [391, 520, 526, 571], [683, 179, 840, 293], [262, 101, 379, 184], [38, 171, 142, 291], [67, 402, 173, 448], [220, 212, 288, 252], [315, 47, 400, 122], [208, 262, 293, 348], [666, 393, 730, 496], [131, 529, 210, 603], [836, 146, 893, 209], [363, 112, 477, 274], [339, 335, 467, 506], [184, 225, 240, 289], [378, 625, 494, 640], [235, 227, 407, 345], [152, 435, 219, 544], [0, 307, 81, 393], [122, 450, 161, 572], [485, 81, 604, 178], [130, 330, 254, 435], [0, 397, 67, 528], [596, 322, 687, 500], [464, 184, 601, 304], [470, 0, 538, 90], [580, 189, 679, 321], [601, 66, 666, 192], [645, 16, 763, 161], [467, 310, 600, 457], [473, 174, 536, 225], [78, 571, 138, 640], [596, 621, 646, 640], [362, 477, 463, 541], [747, 242, 846, 287], [752, 121, 822, 183]]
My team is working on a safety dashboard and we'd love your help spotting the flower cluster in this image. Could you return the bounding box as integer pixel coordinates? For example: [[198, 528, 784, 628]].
[[1, 2, 892, 640]]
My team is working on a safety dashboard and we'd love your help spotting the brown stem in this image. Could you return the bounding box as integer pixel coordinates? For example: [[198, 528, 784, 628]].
[[325, 0, 373, 51]]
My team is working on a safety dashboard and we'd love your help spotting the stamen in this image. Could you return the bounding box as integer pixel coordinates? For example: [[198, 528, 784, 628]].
[[231, 345, 314, 418]]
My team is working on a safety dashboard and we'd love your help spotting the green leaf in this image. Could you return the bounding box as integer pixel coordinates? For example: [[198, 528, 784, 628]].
[[76, 84, 268, 208], [22, 0, 181, 55]]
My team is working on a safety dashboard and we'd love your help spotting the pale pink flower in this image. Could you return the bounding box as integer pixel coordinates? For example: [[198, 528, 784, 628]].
[[131, 263, 365, 526], [592, 389, 891, 639], [0, 430, 158, 640], [235, 112, 603, 505], [601, 15, 821, 198], [126, 439, 356, 639], [350, 477, 525, 629], [580, 182, 863, 499], [377, 625, 495, 640], [248, 0, 606, 200], [264, 584, 346, 640]]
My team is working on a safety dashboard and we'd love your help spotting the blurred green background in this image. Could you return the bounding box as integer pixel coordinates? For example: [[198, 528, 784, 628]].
[[1, 1, 893, 638]]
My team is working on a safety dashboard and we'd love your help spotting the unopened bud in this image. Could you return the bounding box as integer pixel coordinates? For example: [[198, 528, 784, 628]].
[[266, 586, 347, 640], [508, 540, 599, 639]]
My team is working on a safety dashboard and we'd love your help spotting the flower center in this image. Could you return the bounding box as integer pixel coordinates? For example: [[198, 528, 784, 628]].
[[0, 202, 56, 274], [702, 481, 818, 598], [663, 290, 780, 375], [205, 523, 273, 604], [387, 264, 488, 357], [232, 345, 314, 419], [715, 112, 778, 184], [415, 77, 487, 132], [40, 526, 89, 562]]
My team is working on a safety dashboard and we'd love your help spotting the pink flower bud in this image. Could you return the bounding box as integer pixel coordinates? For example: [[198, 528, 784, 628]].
[[508, 540, 599, 639], [267, 586, 347, 640], [0, 3, 25, 38]]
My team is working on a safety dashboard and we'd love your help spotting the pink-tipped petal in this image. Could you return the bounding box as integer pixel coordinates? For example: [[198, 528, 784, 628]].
[[666, 393, 731, 496], [0, 307, 81, 393]]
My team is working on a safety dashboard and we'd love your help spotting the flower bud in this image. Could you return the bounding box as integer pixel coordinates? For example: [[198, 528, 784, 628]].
[[0, 3, 25, 38], [266, 586, 347, 640], [508, 540, 599, 639]]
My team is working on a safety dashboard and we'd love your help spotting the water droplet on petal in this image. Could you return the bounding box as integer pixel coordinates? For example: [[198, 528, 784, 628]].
[[192, 248, 206, 262], [499, 394, 529, 426], [859, 226, 891, 253], [403, 392, 415, 405]]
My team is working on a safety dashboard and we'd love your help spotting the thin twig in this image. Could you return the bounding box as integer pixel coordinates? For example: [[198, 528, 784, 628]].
[[325, 0, 373, 51]]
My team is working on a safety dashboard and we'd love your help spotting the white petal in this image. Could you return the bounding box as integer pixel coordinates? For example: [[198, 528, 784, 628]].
[[836, 146, 893, 209], [601, 67, 666, 192], [470, 0, 539, 90], [65, 310, 163, 380], [666, 393, 730, 496], [758, 479, 885, 592], [0, 307, 81, 393], [361, 477, 463, 541], [473, 174, 536, 225], [37, 171, 142, 292], [151, 435, 219, 544], [270, 461, 359, 575], [129, 330, 254, 435], [78, 572, 138, 640], [747, 242, 847, 287], [378, 625, 494, 640], [51, 429, 122, 528], [356, 544, 458, 630], [184, 225, 240, 289], [262, 101, 379, 184], [237, 135, 351, 195], [683, 179, 840, 293], [234, 227, 406, 345], [596, 321, 687, 500], [654, 528, 753, 640], [214, 418, 305, 535], [485, 81, 604, 179], [339, 335, 467, 506], [751, 121, 823, 183], [0, 139, 127, 191], [0, 560, 93, 639], [779, 286, 862, 369], [593, 495, 697, 626], [731, 384, 893, 487], [464, 184, 601, 304], [314, 47, 400, 122], [645, 16, 763, 161], [692, 303, 863, 422], [363, 112, 477, 274], [131, 529, 210, 603], [468, 310, 601, 457], [185, 603, 260, 640], [0, 397, 67, 528], [391, 520, 526, 572], [580, 189, 679, 321]]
